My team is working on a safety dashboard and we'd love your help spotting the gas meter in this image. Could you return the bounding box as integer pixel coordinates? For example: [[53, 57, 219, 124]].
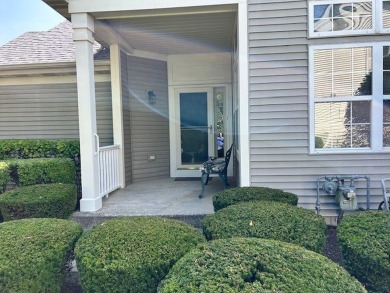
[[316, 175, 370, 214], [334, 179, 357, 211]]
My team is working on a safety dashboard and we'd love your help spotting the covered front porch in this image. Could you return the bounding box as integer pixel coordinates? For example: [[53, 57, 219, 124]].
[[71, 177, 235, 230], [46, 0, 250, 212]]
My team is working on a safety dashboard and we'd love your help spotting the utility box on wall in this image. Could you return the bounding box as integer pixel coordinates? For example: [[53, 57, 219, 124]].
[[316, 175, 370, 215]]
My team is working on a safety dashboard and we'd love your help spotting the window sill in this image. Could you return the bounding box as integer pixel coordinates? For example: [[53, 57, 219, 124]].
[[310, 148, 390, 155], [307, 30, 378, 40]]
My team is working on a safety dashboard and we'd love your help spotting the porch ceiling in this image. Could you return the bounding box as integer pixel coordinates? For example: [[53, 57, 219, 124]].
[[43, 1, 237, 55], [100, 12, 236, 55]]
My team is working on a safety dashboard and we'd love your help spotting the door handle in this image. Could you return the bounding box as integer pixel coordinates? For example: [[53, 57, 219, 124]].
[[209, 125, 213, 134]]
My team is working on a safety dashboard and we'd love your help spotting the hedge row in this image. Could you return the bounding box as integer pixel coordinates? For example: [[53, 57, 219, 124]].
[[75, 217, 205, 293], [338, 211, 390, 293], [0, 162, 9, 193], [203, 201, 327, 253], [212, 186, 298, 211], [0, 139, 79, 160], [0, 184, 77, 221], [158, 238, 366, 293], [0, 218, 83, 293], [0, 158, 75, 190]]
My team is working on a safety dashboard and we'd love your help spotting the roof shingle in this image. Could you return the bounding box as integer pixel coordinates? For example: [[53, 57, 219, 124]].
[[0, 21, 102, 66]]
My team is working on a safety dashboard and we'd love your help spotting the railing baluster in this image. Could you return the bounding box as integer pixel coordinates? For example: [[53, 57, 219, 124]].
[[98, 145, 121, 198]]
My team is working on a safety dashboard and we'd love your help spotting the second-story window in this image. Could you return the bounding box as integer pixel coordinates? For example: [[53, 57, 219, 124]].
[[308, 0, 390, 37]]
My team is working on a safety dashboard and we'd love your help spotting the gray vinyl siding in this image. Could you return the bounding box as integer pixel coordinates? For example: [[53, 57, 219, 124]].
[[127, 56, 169, 182], [248, 0, 389, 216], [0, 81, 113, 146], [121, 51, 133, 185]]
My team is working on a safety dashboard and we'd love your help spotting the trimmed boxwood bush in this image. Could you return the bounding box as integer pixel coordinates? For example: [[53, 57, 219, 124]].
[[213, 186, 298, 211], [0, 162, 9, 194], [0, 139, 79, 160], [203, 201, 327, 253], [0, 184, 77, 221], [338, 211, 390, 293], [75, 217, 205, 293], [6, 158, 75, 186], [158, 238, 366, 293], [0, 218, 83, 293]]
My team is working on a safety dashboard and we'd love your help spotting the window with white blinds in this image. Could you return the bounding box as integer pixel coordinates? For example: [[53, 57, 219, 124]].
[[309, 43, 390, 153]]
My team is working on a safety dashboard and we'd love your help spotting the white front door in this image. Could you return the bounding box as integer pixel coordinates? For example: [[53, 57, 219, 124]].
[[172, 87, 215, 177]]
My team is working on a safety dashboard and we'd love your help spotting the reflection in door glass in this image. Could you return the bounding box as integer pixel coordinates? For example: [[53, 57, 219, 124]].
[[214, 88, 225, 157], [180, 92, 209, 164]]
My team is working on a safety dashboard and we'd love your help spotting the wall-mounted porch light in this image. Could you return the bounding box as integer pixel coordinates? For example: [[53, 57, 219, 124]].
[[147, 90, 156, 104]]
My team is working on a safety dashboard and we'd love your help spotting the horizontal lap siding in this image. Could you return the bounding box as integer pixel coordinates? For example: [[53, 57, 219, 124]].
[[248, 0, 389, 216], [127, 56, 169, 182], [0, 81, 113, 145]]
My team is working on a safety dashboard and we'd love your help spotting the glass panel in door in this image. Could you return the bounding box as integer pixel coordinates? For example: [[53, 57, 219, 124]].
[[180, 92, 209, 165], [214, 87, 225, 157]]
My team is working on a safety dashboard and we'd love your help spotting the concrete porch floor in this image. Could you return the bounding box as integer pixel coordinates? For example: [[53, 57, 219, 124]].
[[70, 177, 234, 229]]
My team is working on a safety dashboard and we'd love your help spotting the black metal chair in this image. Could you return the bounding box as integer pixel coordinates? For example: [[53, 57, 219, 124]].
[[199, 144, 233, 198]]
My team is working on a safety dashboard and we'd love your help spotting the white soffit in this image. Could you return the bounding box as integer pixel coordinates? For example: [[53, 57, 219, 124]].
[[99, 10, 237, 55], [43, 0, 70, 19], [44, 1, 237, 55]]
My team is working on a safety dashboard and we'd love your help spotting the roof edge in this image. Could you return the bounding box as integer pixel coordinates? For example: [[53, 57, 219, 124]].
[[42, 0, 71, 20]]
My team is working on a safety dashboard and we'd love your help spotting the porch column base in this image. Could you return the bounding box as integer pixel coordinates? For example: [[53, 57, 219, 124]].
[[80, 197, 102, 212]]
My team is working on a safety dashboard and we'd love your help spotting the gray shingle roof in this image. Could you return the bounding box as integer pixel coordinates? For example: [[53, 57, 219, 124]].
[[0, 21, 103, 66]]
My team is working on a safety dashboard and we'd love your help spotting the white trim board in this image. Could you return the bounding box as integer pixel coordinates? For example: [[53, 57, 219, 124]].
[[69, 0, 241, 14], [238, 0, 250, 186]]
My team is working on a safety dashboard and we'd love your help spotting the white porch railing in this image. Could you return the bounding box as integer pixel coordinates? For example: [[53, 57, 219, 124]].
[[98, 144, 121, 198]]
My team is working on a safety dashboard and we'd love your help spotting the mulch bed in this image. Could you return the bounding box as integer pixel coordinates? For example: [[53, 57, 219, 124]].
[[61, 226, 344, 292], [324, 226, 344, 266]]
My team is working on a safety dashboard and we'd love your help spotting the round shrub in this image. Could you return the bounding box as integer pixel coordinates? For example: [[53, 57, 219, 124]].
[[203, 201, 327, 253], [75, 217, 205, 293], [158, 238, 366, 293], [0, 218, 83, 293], [213, 186, 298, 211], [338, 211, 390, 293], [0, 183, 77, 221]]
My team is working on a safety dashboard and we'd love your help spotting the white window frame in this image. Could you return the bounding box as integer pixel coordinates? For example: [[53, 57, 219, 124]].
[[382, 0, 390, 32], [309, 42, 389, 154], [308, 0, 389, 37]]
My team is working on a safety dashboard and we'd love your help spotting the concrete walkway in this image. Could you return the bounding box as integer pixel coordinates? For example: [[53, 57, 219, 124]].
[[70, 177, 232, 229]]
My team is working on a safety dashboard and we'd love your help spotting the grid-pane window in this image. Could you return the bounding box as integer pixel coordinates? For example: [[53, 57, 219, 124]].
[[312, 46, 379, 151], [315, 101, 371, 148], [312, 43, 390, 152], [383, 100, 390, 146], [384, 46, 390, 146], [314, 47, 372, 98], [384, 46, 390, 95], [309, 0, 389, 36], [383, 0, 390, 28], [313, 2, 373, 33]]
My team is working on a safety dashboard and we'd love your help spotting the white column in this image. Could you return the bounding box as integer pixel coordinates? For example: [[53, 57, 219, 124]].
[[72, 13, 102, 212], [110, 44, 125, 188], [238, 0, 251, 186]]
